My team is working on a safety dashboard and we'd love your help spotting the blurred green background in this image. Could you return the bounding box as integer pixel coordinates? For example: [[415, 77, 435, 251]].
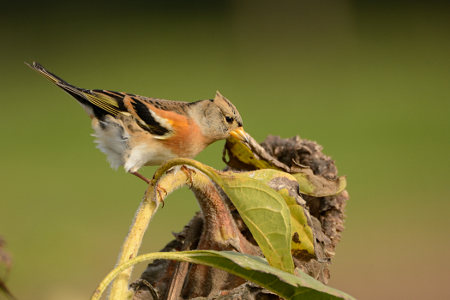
[[1, 1, 449, 299]]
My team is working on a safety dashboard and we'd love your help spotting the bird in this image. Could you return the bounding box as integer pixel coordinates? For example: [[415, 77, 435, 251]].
[[26, 62, 248, 184]]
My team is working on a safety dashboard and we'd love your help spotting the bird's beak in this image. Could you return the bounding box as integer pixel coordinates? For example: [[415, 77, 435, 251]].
[[230, 127, 250, 144]]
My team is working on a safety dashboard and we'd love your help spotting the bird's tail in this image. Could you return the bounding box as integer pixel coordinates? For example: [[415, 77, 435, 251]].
[[25, 61, 90, 99], [26, 62, 122, 118]]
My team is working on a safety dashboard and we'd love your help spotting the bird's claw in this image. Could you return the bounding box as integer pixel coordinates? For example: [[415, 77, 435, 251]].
[[180, 165, 196, 187], [156, 185, 167, 207]]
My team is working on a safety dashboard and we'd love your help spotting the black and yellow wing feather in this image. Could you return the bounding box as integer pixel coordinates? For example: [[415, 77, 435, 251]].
[[26, 62, 172, 137]]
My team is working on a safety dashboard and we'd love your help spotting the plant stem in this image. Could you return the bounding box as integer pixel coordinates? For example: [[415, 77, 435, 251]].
[[107, 159, 215, 300]]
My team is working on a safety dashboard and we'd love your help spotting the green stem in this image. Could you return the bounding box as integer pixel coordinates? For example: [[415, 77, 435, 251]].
[[108, 186, 159, 300], [94, 251, 241, 300], [152, 158, 221, 184], [107, 159, 222, 300]]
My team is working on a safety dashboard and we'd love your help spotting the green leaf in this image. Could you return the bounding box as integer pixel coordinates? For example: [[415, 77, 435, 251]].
[[224, 135, 277, 170], [248, 169, 315, 258], [92, 250, 355, 300], [292, 171, 347, 197], [147, 158, 296, 273], [278, 190, 315, 258], [224, 135, 347, 197], [210, 169, 295, 273]]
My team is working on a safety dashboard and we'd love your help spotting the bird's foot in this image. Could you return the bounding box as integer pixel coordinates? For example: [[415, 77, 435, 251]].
[[180, 165, 196, 187], [156, 185, 167, 207]]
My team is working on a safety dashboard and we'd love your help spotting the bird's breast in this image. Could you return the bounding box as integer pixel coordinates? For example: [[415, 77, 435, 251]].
[[161, 117, 209, 158]]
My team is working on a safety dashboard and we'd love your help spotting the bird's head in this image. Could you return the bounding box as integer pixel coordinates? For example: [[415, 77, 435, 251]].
[[190, 91, 247, 143]]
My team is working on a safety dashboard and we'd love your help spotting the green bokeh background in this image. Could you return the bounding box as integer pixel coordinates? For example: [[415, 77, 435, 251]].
[[1, 1, 449, 299]]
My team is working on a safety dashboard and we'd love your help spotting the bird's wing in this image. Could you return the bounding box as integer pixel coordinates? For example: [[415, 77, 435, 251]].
[[27, 62, 173, 138], [95, 90, 174, 137]]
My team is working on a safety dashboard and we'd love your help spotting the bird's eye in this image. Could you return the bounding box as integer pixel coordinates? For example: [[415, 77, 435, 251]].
[[225, 116, 234, 124]]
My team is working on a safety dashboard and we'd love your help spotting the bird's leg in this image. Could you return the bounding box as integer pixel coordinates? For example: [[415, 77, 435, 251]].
[[131, 171, 150, 184], [131, 171, 166, 206]]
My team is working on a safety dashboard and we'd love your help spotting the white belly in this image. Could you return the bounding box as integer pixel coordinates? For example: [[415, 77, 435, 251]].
[[91, 116, 176, 173], [92, 117, 128, 170], [123, 143, 177, 173]]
